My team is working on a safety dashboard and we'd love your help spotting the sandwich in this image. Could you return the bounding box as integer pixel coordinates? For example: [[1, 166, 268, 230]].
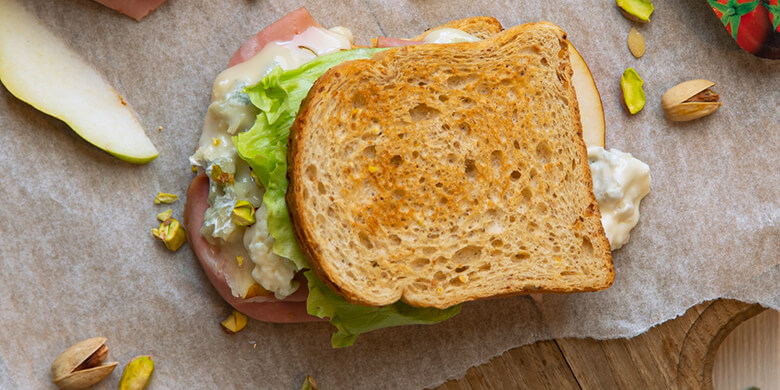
[[184, 7, 614, 347]]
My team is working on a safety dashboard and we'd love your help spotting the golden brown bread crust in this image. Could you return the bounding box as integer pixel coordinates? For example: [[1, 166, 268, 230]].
[[288, 22, 613, 309]]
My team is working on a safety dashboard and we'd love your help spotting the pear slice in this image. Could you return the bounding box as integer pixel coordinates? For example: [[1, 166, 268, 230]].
[[0, 0, 158, 163], [569, 42, 606, 148]]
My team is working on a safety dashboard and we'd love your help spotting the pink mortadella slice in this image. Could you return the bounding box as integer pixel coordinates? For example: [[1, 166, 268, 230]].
[[91, 0, 168, 21], [184, 175, 320, 323], [227, 7, 321, 67]]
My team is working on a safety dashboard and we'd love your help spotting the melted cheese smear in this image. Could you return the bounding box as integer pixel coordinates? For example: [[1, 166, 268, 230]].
[[423, 28, 481, 43], [588, 146, 651, 250], [190, 26, 352, 299]]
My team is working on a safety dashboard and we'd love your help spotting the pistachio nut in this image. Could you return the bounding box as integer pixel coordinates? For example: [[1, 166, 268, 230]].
[[153, 192, 178, 205], [156, 209, 172, 222], [242, 282, 272, 299], [232, 200, 256, 226], [118, 355, 155, 390], [616, 0, 654, 23], [210, 164, 235, 185], [620, 68, 646, 115], [661, 79, 722, 122], [151, 218, 187, 251], [51, 337, 118, 390], [300, 375, 320, 390], [221, 310, 248, 334]]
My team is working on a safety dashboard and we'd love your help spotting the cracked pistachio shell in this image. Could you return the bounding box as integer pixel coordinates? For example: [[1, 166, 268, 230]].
[[617, 0, 654, 23], [663, 101, 722, 121], [627, 27, 645, 58], [620, 68, 646, 115], [52, 337, 117, 390], [661, 79, 716, 107], [662, 79, 721, 121], [118, 356, 155, 390]]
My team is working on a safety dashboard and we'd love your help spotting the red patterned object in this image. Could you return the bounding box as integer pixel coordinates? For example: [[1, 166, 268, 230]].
[[708, 0, 780, 58]]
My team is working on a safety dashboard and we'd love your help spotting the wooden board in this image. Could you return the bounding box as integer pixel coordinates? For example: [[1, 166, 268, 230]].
[[435, 299, 770, 390]]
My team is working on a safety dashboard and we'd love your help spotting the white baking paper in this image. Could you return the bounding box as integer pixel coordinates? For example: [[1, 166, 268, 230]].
[[0, 0, 777, 388]]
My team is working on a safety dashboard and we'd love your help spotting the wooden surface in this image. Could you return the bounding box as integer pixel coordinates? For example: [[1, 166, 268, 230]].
[[434, 299, 773, 390]]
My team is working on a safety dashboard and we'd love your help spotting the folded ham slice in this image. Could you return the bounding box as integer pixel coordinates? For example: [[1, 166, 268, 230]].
[[183, 8, 325, 323], [91, 0, 167, 21], [228, 7, 320, 67]]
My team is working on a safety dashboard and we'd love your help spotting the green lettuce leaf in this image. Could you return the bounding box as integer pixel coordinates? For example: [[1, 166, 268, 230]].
[[306, 271, 462, 348], [234, 48, 385, 269], [235, 48, 460, 347]]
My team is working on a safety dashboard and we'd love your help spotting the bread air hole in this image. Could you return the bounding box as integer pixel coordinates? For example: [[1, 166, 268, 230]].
[[409, 103, 440, 122], [459, 96, 475, 108], [490, 150, 503, 173], [452, 245, 482, 264], [457, 122, 471, 134], [536, 141, 552, 164], [305, 164, 317, 180], [582, 236, 593, 256], [351, 92, 366, 108], [390, 155, 403, 166], [521, 187, 533, 203], [446, 74, 479, 89], [464, 159, 477, 178], [358, 232, 373, 249], [513, 251, 531, 261], [362, 145, 376, 159]]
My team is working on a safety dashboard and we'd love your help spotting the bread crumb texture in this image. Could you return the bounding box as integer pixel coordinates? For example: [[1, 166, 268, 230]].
[[289, 22, 613, 309]]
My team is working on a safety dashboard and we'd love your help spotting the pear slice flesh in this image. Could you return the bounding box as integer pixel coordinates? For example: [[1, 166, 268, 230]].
[[0, 0, 158, 163], [569, 43, 606, 148]]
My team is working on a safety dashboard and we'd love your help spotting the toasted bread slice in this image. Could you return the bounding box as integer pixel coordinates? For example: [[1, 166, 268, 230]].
[[413, 16, 503, 40], [288, 22, 613, 309]]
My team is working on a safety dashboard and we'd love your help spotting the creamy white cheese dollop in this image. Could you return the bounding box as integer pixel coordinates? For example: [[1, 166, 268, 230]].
[[243, 204, 299, 299], [587, 146, 651, 250], [423, 28, 481, 44]]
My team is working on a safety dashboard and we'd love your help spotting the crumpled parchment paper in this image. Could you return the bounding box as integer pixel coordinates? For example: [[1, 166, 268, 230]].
[[0, 0, 777, 389]]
